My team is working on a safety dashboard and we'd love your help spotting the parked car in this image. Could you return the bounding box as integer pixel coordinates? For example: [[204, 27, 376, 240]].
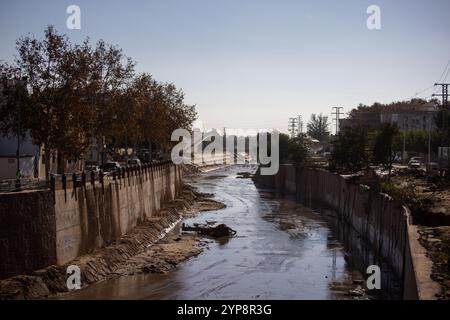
[[408, 157, 423, 169], [138, 149, 151, 163], [100, 162, 121, 174], [127, 158, 142, 167], [84, 163, 100, 177]]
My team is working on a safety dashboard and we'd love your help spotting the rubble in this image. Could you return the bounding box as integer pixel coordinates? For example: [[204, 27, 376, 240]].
[[236, 172, 253, 179], [182, 223, 237, 238]]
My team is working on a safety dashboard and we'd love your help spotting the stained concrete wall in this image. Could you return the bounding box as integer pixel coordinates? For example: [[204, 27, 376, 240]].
[[0, 163, 183, 278], [0, 190, 56, 280], [294, 168, 408, 292], [254, 165, 437, 300], [54, 164, 183, 265]]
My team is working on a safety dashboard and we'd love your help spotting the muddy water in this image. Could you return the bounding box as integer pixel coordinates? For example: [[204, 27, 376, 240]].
[[63, 165, 370, 300]]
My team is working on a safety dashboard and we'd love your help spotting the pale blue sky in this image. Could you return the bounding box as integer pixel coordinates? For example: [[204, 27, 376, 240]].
[[1, 0, 449, 132]]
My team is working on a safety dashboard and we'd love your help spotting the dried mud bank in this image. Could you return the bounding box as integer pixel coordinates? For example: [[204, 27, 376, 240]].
[[390, 170, 450, 299], [0, 185, 225, 300], [418, 226, 450, 299]]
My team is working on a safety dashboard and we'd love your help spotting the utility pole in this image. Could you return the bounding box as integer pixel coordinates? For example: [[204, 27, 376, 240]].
[[223, 127, 227, 165], [288, 118, 298, 138], [297, 115, 303, 135], [433, 83, 449, 130], [432, 83, 450, 168], [331, 107, 344, 135]]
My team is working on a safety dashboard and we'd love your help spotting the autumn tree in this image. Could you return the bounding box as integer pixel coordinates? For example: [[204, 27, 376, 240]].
[[12, 26, 100, 175], [88, 40, 136, 146], [126, 74, 197, 152], [0, 26, 197, 178], [0, 65, 30, 141]]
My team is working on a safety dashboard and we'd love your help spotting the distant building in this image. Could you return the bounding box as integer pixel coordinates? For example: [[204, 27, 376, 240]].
[[380, 102, 437, 130], [0, 135, 39, 180], [0, 134, 85, 180], [340, 102, 438, 131]]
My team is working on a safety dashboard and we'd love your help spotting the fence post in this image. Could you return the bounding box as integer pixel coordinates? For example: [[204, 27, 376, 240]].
[[50, 175, 56, 205], [72, 172, 77, 200], [81, 171, 86, 189], [90, 170, 95, 186], [99, 169, 104, 194], [62, 173, 67, 202]]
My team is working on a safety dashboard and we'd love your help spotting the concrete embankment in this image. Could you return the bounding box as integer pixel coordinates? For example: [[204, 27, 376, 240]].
[[0, 163, 193, 299], [0, 184, 222, 299], [253, 165, 440, 300], [1, 163, 182, 279]]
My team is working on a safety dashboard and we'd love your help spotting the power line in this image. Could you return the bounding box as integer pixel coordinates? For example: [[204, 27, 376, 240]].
[[297, 115, 303, 134], [288, 117, 298, 138], [443, 65, 450, 82], [438, 57, 450, 82], [413, 85, 435, 97], [433, 83, 449, 107], [406, 57, 450, 101], [432, 83, 449, 137]]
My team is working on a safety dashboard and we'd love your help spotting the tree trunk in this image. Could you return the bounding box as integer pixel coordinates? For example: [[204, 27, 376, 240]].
[[44, 145, 50, 182], [57, 151, 66, 174]]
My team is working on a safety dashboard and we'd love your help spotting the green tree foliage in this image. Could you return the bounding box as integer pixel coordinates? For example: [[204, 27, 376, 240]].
[[331, 126, 368, 173], [372, 123, 399, 177], [392, 129, 441, 156], [307, 113, 330, 143], [0, 66, 30, 140], [278, 133, 309, 165], [288, 134, 309, 165], [434, 110, 450, 130], [278, 133, 290, 162], [434, 110, 450, 145]]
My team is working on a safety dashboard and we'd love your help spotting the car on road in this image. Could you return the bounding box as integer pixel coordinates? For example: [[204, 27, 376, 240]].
[[85, 162, 100, 177], [138, 149, 151, 163], [127, 158, 142, 167], [408, 157, 423, 169], [100, 162, 121, 175]]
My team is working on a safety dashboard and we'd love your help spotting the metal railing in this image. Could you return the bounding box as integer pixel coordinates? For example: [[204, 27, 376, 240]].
[[0, 160, 174, 194]]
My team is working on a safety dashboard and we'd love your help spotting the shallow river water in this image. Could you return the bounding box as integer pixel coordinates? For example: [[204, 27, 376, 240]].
[[63, 165, 372, 300]]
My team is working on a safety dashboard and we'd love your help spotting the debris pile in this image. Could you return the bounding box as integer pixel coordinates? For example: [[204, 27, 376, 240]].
[[182, 222, 237, 238], [236, 172, 253, 179]]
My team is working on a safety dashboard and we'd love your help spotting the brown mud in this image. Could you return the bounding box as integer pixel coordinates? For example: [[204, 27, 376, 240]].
[[390, 169, 450, 299]]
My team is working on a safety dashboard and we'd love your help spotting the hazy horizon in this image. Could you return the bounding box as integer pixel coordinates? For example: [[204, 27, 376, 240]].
[[1, 0, 450, 133]]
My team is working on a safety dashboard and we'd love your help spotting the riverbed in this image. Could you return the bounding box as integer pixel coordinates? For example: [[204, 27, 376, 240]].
[[62, 165, 369, 300]]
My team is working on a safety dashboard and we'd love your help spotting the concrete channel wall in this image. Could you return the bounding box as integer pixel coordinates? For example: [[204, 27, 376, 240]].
[[0, 190, 56, 279], [254, 164, 437, 300], [0, 163, 183, 278]]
